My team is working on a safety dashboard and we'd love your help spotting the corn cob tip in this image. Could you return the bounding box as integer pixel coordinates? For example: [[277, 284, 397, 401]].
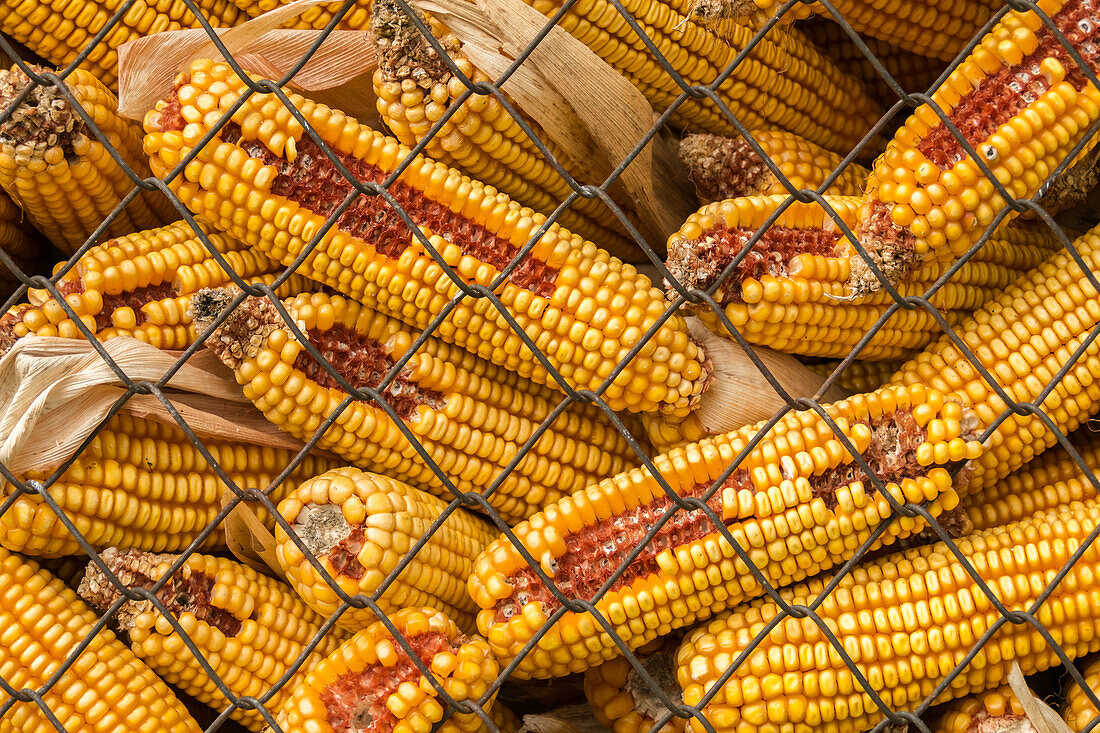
[[0, 65, 80, 146], [77, 547, 180, 630], [679, 134, 770, 203], [371, 0, 458, 88], [79, 547, 249, 640], [1039, 146, 1100, 215], [189, 288, 293, 371], [846, 203, 920, 296]]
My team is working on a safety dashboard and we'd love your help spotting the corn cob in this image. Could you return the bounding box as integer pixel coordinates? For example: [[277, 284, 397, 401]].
[[272, 606, 499, 733], [798, 18, 949, 102], [525, 0, 879, 150], [0, 411, 339, 557], [693, 1, 1000, 62], [372, 1, 641, 260], [890, 221, 1100, 496], [584, 639, 686, 733], [850, 0, 1100, 295], [0, 545, 202, 733], [963, 428, 1100, 531], [469, 384, 982, 678], [1064, 655, 1100, 731], [677, 498, 1100, 733], [0, 220, 317, 352], [78, 547, 349, 732], [0, 1, 244, 90], [931, 688, 1028, 733], [679, 132, 869, 205], [666, 195, 1062, 360], [191, 290, 636, 524], [804, 360, 903, 394], [275, 467, 499, 633], [0, 66, 175, 255], [145, 59, 711, 417]]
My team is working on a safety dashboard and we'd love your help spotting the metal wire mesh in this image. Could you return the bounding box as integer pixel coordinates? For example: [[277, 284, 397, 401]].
[[0, 0, 1099, 730]]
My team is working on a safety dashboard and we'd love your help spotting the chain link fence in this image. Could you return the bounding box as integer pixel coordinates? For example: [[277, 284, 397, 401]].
[[1, 0, 1099, 730]]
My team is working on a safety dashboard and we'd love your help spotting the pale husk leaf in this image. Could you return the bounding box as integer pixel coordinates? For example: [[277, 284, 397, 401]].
[[117, 0, 378, 121]]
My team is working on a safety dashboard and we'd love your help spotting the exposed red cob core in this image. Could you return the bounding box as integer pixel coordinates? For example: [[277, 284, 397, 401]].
[[495, 409, 924, 620], [666, 225, 840, 303], [295, 325, 445, 420], [320, 631, 453, 733], [918, 0, 1100, 168], [326, 525, 367, 581], [218, 124, 561, 298], [58, 279, 85, 296], [811, 410, 926, 509], [95, 282, 179, 330], [158, 77, 190, 133], [161, 571, 244, 636]]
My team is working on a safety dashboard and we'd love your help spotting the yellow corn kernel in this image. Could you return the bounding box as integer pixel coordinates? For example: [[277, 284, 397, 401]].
[[372, 3, 643, 259], [804, 360, 903, 394], [667, 195, 1061, 360], [680, 131, 869, 204], [891, 222, 1100, 495], [1065, 655, 1100, 732], [0, 2, 243, 88], [585, 640, 686, 733], [0, 66, 176, 253], [190, 289, 638, 525], [800, 18, 949, 101], [965, 428, 1100, 530], [0, 411, 338, 557], [931, 688, 1027, 733], [0, 219, 317, 352], [852, 0, 1100, 293]]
